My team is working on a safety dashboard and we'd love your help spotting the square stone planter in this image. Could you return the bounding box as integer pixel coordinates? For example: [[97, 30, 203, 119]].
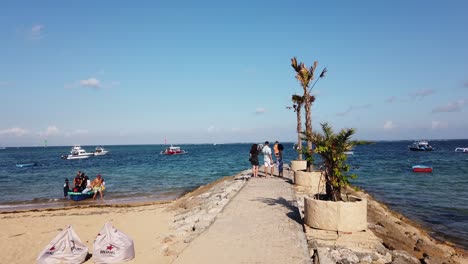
[[304, 195, 367, 232], [290, 160, 307, 171]]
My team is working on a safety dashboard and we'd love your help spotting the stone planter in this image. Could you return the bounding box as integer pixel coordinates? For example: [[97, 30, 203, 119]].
[[290, 160, 307, 171], [293, 171, 326, 194], [304, 195, 367, 232]]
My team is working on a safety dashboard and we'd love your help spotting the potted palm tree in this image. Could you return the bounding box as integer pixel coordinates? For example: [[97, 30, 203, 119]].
[[302, 122, 367, 232], [290, 57, 326, 171]]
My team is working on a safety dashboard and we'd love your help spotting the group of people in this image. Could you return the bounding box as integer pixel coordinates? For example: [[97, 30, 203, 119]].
[[63, 171, 105, 200], [249, 141, 284, 178]]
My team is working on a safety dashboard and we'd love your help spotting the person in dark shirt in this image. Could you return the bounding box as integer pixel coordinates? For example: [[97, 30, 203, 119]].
[[63, 179, 69, 197]]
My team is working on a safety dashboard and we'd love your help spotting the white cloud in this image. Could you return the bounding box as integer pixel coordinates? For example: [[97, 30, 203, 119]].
[[29, 24, 44, 40], [383, 121, 396, 130], [386, 96, 397, 103], [207, 126, 215, 133], [409, 89, 434, 98], [431, 121, 447, 129], [255, 108, 266, 114], [80, 78, 101, 89], [0, 127, 28, 136], [38, 126, 60, 137], [432, 99, 467, 113], [66, 77, 118, 90]]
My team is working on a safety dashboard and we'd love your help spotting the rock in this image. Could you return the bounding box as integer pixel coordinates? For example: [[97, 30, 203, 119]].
[[329, 248, 359, 263], [375, 252, 392, 264], [360, 255, 373, 263], [315, 247, 335, 264], [391, 250, 420, 264]]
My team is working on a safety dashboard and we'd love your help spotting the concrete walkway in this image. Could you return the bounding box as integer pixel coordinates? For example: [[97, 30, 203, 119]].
[[173, 175, 311, 264]]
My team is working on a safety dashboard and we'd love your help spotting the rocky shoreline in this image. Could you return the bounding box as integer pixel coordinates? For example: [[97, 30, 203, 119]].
[[161, 167, 467, 263]]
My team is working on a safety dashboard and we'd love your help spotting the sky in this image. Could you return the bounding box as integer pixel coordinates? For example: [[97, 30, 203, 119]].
[[1, 0, 468, 146]]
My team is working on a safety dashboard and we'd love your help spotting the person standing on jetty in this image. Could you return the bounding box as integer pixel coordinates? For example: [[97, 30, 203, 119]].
[[273, 141, 280, 162], [249, 144, 260, 177], [277, 143, 284, 177], [262, 141, 274, 177]]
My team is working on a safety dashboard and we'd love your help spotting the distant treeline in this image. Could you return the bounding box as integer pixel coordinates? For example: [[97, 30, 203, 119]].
[[352, 140, 376, 145]]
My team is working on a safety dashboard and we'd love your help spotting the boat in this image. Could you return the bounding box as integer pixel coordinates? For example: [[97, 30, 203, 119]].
[[412, 165, 433, 173], [68, 191, 94, 201], [61, 145, 94, 160], [94, 146, 109, 156], [344, 151, 354, 155], [408, 140, 433, 151], [160, 145, 187, 155], [16, 162, 38, 168], [455, 147, 468, 153]]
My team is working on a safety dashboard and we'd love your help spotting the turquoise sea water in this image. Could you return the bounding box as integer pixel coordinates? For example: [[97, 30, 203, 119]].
[[0, 141, 467, 249]]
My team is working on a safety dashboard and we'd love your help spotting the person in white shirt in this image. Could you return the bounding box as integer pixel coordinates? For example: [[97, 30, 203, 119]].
[[262, 141, 274, 177]]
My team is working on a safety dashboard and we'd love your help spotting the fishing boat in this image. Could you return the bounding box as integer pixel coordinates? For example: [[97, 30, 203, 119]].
[[61, 145, 94, 160], [455, 147, 468, 153], [160, 145, 187, 155], [94, 146, 109, 156], [412, 165, 433, 173], [68, 191, 94, 201], [408, 140, 433, 151]]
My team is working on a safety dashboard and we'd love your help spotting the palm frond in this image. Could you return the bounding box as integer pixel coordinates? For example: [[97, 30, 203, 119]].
[[320, 67, 327, 78]]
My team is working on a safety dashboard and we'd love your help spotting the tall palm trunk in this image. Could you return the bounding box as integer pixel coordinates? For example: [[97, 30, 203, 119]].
[[296, 104, 303, 160], [303, 99, 313, 152]]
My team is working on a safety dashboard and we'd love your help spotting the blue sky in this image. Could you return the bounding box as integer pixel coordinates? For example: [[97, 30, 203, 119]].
[[1, 0, 468, 146]]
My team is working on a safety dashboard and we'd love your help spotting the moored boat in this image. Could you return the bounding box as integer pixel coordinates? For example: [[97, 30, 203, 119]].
[[68, 191, 94, 201], [408, 140, 433, 151], [455, 147, 468, 153], [412, 165, 433, 173], [61, 145, 94, 160], [160, 145, 187, 155], [94, 146, 109, 156]]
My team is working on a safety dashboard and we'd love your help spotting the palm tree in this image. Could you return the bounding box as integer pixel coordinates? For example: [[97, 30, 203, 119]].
[[306, 122, 357, 201], [291, 57, 326, 169], [288, 94, 305, 160]]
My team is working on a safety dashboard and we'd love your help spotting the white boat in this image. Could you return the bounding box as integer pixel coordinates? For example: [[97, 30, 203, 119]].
[[344, 151, 354, 155], [160, 145, 187, 155], [408, 140, 433, 151], [62, 145, 94, 160], [94, 146, 109, 156], [455, 147, 468, 153]]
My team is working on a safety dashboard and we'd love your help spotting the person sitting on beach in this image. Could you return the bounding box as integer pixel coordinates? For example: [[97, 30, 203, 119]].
[[79, 174, 89, 192], [90, 174, 104, 200], [73, 173, 82, 192], [81, 175, 92, 194]]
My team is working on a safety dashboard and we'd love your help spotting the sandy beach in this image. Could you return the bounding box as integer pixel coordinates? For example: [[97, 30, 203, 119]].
[[0, 202, 175, 263], [1, 169, 467, 264]]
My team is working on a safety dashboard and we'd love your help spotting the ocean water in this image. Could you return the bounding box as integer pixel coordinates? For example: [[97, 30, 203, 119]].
[[0, 141, 467, 249]]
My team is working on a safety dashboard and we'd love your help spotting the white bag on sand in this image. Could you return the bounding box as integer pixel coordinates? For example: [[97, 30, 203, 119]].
[[36, 225, 88, 264], [93, 222, 135, 263]]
